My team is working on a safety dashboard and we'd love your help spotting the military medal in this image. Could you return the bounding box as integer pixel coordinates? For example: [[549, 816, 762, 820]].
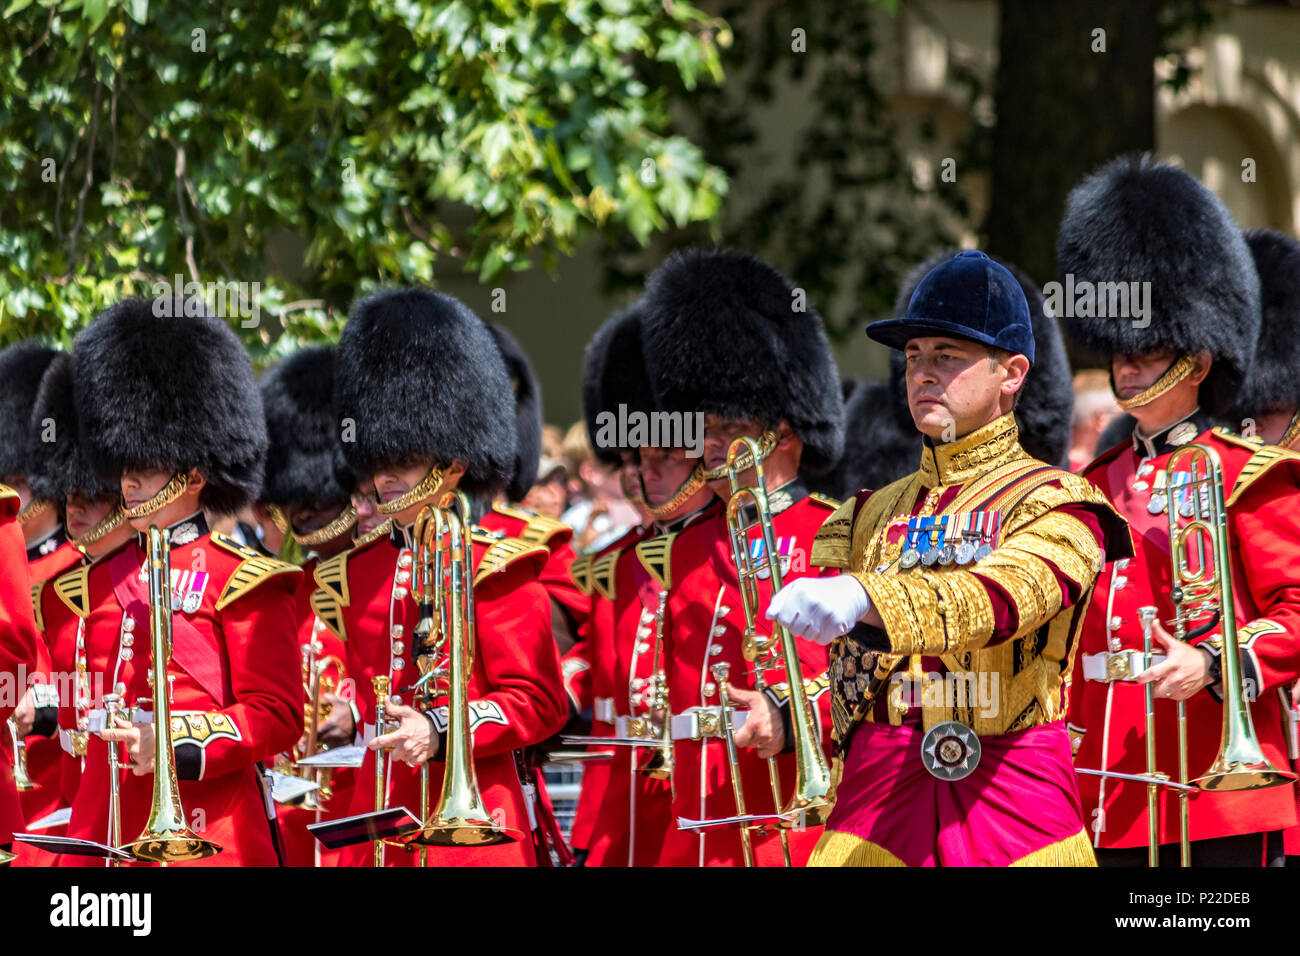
[[955, 513, 976, 565], [920, 517, 942, 567], [1147, 469, 1168, 516], [171, 569, 209, 614], [900, 517, 925, 569], [936, 516, 956, 565], [973, 511, 998, 562]]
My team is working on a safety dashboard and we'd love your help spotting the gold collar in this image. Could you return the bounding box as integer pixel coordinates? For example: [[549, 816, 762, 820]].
[[917, 412, 1026, 488]]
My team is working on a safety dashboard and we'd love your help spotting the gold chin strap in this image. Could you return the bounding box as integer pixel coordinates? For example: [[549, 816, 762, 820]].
[[122, 473, 191, 519], [701, 429, 777, 482], [376, 465, 446, 515], [18, 497, 50, 526], [1278, 408, 1300, 451], [72, 505, 128, 552], [1116, 354, 1197, 410], [293, 504, 359, 548], [354, 517, 394, 547], [264, 503, 290, 536], [645, 464, 707, 520]]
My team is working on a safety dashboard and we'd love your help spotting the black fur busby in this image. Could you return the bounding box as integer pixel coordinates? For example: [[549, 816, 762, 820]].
[[805, 379, 919, 499], [1056, 155, 1260, 417], [582, 303, 658, 463], [73, 299, 267, 515], [0, 341, 58, 481], [335, 289, 515, 497], [640, 247, 845, 474], [27, 354, 118, 503], [260, 346, 353, 509], [886, 251, 1075, 468], [487, 324, 543, 501], [1228, 230, 1300, 420]]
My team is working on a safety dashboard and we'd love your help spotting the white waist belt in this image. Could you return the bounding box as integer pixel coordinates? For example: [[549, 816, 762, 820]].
[[669, 706, 749, 741], [594, 697, 616, 724], [1081, 651, 1166, 683]]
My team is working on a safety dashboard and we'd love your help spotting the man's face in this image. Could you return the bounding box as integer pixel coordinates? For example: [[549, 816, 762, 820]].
[[522, 473, 567, 519], [702, 415, 763, 474], [638, 445, 697, 508], [1111, 348, 1181, 401], [903, 337, 1008, 440], [120, 467, 201, 531], [352, 476, 384, 536], [65, 490, 119, 540]]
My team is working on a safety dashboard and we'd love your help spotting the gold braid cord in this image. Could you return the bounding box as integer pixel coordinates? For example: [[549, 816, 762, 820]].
[[702, 429, 777, 481], [376, 465, 446, 515], [72, 506, 127, 551], [1115, 353, 1196, 409], [645, 464, 706, 519], [122, 473, 190, 519], [293, 504, 358, 548], [18, 497, 50, 526], [1278, 408, 1300, 451]]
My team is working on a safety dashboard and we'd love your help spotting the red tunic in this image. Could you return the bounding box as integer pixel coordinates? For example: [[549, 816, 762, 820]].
[[328, 525, 567, 866], [1071, 427, 1300, 848], [0, 488, 41, 848], [15, 539, 83, 863], [480, 503, 588, 627], [562, 524, 650, 854], [275, 556, 356, 867], [655, 490, 839, 867], [107, 528, 303, 866]]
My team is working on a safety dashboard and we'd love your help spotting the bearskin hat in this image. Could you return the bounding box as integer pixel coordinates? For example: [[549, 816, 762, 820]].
[[1056, 155, 1260, 417], [74, 299, 267, 516], [487, 324, 543, 501], [27, 353, 118, 504], [260, 345, 353, 509], [887, 250, 1075, 467], [582, 303, 658, 463], [1228, 230, 1300, 421], [640, 247, 844, 474], [335, 288, 515, 497], [0, 341, 58, 481], [1095, 412, 1138, 457]]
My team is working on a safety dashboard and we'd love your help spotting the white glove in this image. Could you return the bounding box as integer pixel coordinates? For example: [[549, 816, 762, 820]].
[[766, 575, 871, 646]]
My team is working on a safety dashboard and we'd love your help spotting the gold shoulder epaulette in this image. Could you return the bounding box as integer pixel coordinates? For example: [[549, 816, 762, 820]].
[[212, 535, 301, 611], [810, 496, 857, 570], [807, 492, 841, 509], [635, 534, 677, 590], [569, 552, 595, 596], [1223, 439, 1300, 507], [313, 551, 350, 606], [0, 483, 16, 503], [590, 548, 621, 601], [492, 502, 571, 549], [52, 564, 91, 620], [1211, 426, 1265, 450], [473, 535, 549, 587], [310, 588, 347, 643], [31, 582, 44, 632]]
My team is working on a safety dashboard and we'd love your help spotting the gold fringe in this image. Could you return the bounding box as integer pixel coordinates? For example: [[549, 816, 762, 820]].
[[808, 829, 907, 867], [1009, 828, 1096, 867], [807, 825, 1097, 867]]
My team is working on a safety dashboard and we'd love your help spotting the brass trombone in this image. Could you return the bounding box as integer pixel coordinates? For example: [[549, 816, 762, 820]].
[[7, 717, 36, 792], [371, 674, 394, 867], [123, 525, 221, 863], [1158, 444, 1295, 864], [637, 591, 673, 780], [724, 436, 832, 830], [407, 490, 514, 847]]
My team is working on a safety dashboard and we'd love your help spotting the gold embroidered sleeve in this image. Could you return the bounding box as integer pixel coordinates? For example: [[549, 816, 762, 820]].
[[851, 568, 996, 655]]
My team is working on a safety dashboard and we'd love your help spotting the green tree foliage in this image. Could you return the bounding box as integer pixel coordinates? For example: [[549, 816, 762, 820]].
[[0, 0, 730, 358]]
